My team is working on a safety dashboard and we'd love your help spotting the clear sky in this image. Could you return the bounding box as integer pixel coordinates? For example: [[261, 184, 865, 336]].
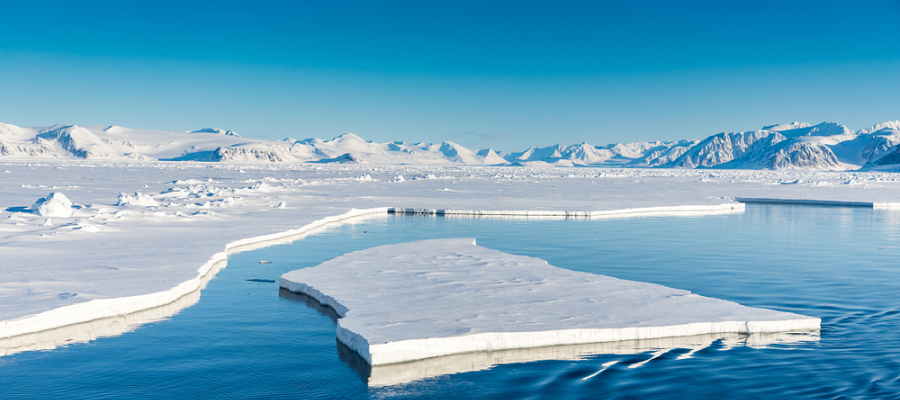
[[1, 0, 898, 151]]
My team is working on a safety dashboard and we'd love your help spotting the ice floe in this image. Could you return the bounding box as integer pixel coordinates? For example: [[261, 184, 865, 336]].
[[280, 238, 820, 366]]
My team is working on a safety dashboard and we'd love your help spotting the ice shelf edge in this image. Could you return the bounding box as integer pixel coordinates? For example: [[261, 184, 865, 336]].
[[0, 207, 390, 340], [358, 318, 821, 365]]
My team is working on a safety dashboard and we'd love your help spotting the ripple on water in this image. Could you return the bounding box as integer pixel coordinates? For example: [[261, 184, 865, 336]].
[[2, 204, 900, 398]]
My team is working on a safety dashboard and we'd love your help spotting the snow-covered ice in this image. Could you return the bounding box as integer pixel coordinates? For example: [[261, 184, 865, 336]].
[[3, 160, 900, 351], [280, 239, 820, 366]]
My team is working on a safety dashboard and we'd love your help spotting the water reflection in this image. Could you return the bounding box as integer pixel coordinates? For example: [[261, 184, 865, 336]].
[[284, 288, 819, 387], [0, 260, 226, 357], [0, 212, 388, 357]]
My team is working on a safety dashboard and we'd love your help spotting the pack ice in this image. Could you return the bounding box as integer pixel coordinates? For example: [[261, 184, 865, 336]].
[[280, 238, 820, 366]]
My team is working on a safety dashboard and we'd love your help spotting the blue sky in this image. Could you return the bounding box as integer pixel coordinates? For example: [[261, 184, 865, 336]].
[[1, 1, 898, 150]]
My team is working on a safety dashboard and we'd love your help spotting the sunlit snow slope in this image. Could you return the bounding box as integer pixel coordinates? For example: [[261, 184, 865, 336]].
[[2, 120, 899, 171]]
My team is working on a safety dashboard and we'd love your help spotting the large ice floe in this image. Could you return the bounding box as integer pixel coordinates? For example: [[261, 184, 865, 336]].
[[280, 238, 820, 367]]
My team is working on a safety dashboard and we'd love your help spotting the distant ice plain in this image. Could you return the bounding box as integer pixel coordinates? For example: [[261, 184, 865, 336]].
[[2, 159, 899, 349]]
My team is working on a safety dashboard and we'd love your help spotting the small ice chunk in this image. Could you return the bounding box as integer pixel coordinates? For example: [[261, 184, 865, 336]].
[[116, 192, 159, 207], [29, 193, 74, 218]]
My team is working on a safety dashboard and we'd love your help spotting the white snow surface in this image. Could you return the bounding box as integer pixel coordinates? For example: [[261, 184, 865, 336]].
[[3, 160, 900, 349], [4, 120, 900, 170], [281, 239, 819, 365]]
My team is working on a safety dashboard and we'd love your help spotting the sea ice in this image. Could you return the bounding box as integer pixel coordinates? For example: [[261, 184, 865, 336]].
[[3, 161, 895, 350], [280, 238, 820, 366]]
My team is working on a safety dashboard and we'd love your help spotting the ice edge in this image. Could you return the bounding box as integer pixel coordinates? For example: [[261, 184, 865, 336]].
[[0, 207, 390, 339], [736, 197, 900, 209], [389, 203, 745, 217], [357, 319, 820, 366], [0, 202, 741, 340], [282, 275, 820, 366]]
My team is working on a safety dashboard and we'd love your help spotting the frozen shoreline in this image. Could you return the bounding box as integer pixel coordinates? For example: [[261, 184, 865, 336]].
[[0, 203, 738, 340], [2, 160, 900, 347], [0, 207, 388, 340]]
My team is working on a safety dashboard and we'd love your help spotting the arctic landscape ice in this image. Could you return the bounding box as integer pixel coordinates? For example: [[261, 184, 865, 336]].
[[3, 132, 900, 396], [4, 147, 900, 338], [5, 0, 900, 396]]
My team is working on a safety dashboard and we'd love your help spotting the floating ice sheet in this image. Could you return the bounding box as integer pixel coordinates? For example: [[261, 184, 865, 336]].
[[280, 238, 820, 366]]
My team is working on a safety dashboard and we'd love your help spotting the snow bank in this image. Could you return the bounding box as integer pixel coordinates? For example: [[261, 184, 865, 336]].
[[28, 192, 74, 217], [280, 238, 820, 366]]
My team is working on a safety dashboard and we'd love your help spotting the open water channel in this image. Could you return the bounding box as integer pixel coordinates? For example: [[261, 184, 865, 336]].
[[2, 204, 899, 399]]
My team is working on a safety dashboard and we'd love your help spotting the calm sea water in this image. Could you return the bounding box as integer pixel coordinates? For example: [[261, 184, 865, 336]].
[[2, 204, 900, 399]]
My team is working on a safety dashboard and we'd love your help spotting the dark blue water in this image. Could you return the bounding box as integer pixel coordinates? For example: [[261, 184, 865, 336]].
[[2, 205, 900, 399]]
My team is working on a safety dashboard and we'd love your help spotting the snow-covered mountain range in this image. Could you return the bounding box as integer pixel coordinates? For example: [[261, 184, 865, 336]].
[[2, 120, 900, 171]]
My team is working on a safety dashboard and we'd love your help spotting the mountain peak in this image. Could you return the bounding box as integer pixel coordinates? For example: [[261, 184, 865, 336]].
[[332, 133, 366, 142], [188, 128, 240, 137], [859, 120, 900, 134], [762, 122, 811, 132]]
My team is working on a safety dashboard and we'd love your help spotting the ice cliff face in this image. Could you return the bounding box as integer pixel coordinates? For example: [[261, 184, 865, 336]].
[[3, 120, 900, 171]]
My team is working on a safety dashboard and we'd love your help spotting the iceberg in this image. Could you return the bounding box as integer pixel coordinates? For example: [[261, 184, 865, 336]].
[[280, 238, 820, 366]]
